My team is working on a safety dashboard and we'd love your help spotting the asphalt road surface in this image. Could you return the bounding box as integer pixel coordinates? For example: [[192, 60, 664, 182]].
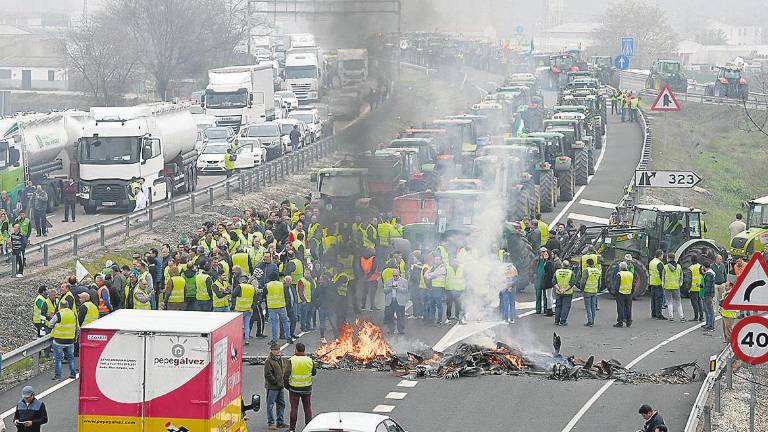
[[0, 70, 721, 432]]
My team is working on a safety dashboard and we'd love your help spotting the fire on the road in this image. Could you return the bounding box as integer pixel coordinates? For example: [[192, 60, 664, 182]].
[[314, 320, 395, 365]]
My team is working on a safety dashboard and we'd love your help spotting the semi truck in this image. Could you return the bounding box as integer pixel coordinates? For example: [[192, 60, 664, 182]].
[[203, 64, 276, 132], [76, 103, 199, 214], [284, 52, 321, 103], [78, 310, 260, 432], [338, 48, 369, 87], [0, 111, 89, 212]]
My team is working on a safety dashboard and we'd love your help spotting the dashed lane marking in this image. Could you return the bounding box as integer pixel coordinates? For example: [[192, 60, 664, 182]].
[[568, 213, 610, 225], [578, 199, 617, 209], [372, 404, 396, 413], [397, 380, 418, 388], [385, 392, 408, 400]]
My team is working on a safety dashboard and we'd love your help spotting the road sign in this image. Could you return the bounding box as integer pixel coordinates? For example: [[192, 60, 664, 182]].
[[722, 252, 768, 311], [621, 37, 634, 56], [399, 39, 409, 50], [634, 170, 701, 188], [730, 315, 768, 365], [614, 55, 629, 70], [650, 84, 681, 111]]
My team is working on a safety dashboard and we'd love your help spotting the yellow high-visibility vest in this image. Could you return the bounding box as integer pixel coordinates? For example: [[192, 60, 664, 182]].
[[168, 276, 186, 303], [196, 273, 212, 301], [234, 283, 255, 312], [584, 267, 601, 294], [663, 265, 682, 290], [212, 280, 230, 308], [618, 270, 634, 295], [555, 268, 574, 295], [232, 253, 251, 275], [266, 280, 286, 309], [689, 263, 702, 292], [446, 264, 466, 291], [648, 258, 663, 285], [288, 355, 314, 387], [298, 278, 313, 303], [51, 308, 77, 339], [82, 301, 99, 325]]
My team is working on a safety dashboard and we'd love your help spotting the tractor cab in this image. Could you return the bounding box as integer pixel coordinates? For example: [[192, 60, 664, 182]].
[[647, 60, 687, 93], [311, 167, 372, 222], [388, 137, 438, 172], [375, 147, 432, 191], [708, 64, 749, 99], [471, 101, 507, 136], [447, 114, 490, 148], [730, 196, 768, 260], [631, 204, 704, 254], [435, 189, 486, 235], [432, 118, 476, 167]]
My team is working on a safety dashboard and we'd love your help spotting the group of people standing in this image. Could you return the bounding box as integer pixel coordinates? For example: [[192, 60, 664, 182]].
[[611, 89, 641, 122]]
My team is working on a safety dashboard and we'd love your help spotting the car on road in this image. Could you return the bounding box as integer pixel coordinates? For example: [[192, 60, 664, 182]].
[[277, 118, 310, 149], [196, 142, 231, 174], [232, 137, 267, 168], [302, 412, 406, 432], [288, 109, 322, 142], [241, 121, 286, 160], [276, 90, 300, 111]]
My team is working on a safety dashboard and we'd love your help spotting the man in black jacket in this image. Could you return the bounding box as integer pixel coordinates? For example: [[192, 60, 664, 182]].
[[638, 404, 665, 432], [13, 386, 48, 431]]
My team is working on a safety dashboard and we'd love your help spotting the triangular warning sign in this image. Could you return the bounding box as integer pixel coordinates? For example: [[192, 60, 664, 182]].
[[650, 84, 681, 112], [722, 252, 768, 311]]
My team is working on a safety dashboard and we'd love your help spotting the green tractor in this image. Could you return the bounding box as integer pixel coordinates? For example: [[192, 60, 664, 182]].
[[554, 103, 605, 149], [562, 204, 724, 297], [647, 60, 688, 93], [544, 117, 593, 185], [590, 55, 619, 87], [472, 148, 540, 221], [729, 195, 768, 262]]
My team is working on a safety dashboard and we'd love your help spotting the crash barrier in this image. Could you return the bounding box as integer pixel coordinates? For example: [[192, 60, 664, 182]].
[[683, 345, 734, 432], [4, 135, 342, 278], [0, 335, 51, 384]]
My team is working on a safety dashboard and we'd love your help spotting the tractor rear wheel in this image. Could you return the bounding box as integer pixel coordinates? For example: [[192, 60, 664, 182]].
[[678, 243, 722, 298], [557, 168, 575, 201], [574, 149, 589, 185], [588, 148, 595, 175], [506, 231, 536, 291], [603, 258, 649, 299], [539, 170, 556, 213]]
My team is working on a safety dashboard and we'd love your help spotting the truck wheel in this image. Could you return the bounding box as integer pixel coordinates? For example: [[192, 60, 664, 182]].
[[84, 202, 97, 215], [588, 148, 595, 175], [557, 168, 575, 201], [574, 149, 589, 185], [539, 170, 555, 213]]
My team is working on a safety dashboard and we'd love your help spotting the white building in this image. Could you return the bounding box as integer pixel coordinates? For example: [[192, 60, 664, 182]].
[[705, 19, 764, 46]]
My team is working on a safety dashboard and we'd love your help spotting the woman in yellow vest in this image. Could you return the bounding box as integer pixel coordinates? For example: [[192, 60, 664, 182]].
[[688, 256, 703, 322], [133, 280, 152, 310]]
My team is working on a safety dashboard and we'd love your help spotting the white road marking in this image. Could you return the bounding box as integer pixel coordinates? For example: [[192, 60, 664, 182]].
[[385, 392, 408, 400], [549, 128, 609, 229], [0, 373, 80, 420], [578, 199, 617, 209], [559, 317, 722, 432], [372, 404, 396, 413], [568, 213, 610, 225], [397, 380, 419, 388], [280, 331, 308, 351]]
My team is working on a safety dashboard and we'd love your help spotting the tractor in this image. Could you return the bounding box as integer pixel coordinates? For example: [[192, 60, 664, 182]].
[[472, 148, 539, 221], [547, 53, 580, 90], [590, 56, 619, 87], [729, 195, 768, 262], [646, 60, 688, 93], [554, 103, 605, 149], [705, 65, 749, 100], [561, 204, 724, 298], [544, 117, 593, 185]]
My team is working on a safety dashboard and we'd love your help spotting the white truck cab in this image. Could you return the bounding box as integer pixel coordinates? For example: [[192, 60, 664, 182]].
[[284, 53, 321, 103]]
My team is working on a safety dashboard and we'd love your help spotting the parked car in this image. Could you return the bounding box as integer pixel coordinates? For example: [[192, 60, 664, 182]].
[[241, 121, 286, 159], [277, 118, 310, 149], [288, 109, 322, 142], [275, 90, 299, 111], [303, 412, 406, 432], [232, 137, 267, 168], [196, 142, 231, 174]]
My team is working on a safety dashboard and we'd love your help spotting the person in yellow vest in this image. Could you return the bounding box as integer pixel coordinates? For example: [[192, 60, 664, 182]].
[[332, 266, 352, 325], [76, 292, 99, 326], [163, 266, 187, 311], [358, 251, 380, 311], [662, 256, 685, 321], [535, 213, 549, 248], [552, 260, 575, 326], [688, 255, 704, 322], [579, 257, 601, 326], [224, 148, 235, 178], [613, 262, 634, 327], [232, 247, 254, 276], [33, 285, 54, 338], [377, 218, 393, 265], [629, 93, 640, 122], [297, 270, 315, 332], [283, 342, 316, 432], [266, 274, 292, 345], [195, 264, 214, 312], [648, 249, 666, 320], [719, 281, 737, 343], [133, 279, 152, 310], [424, 253, 447, 325], [282, 250, 304, 337], [445, 256, 466, 321], [212, 271, 231, 312], [47, 299, 77, 380], [231, 274, 256, 345]]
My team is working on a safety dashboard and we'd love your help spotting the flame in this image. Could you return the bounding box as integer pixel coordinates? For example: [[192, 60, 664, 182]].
[[423, 353, 440, 364], [504, 354, 524, 369], [315, 319, 395, 365]]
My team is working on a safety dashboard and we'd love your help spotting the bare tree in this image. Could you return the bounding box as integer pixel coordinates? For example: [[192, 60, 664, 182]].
[[592, 0, 679, 68], [738, 72, 768, 139], [107, 0, 250, 101], [61, 15, 137, 106]]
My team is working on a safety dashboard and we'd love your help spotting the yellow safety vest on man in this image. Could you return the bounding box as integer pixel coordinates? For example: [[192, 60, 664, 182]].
[[617, 270, 634, 295], [288, 355, 314, 388], [82, 301, 99, 325], [289, 258, 304, 283], [377, 222, 392, 246], [298, 278, 313, 303], [583, 267, 601, 294], [33, 294, 51, 324], [195, 272, 212, 301], [51, 308, 77, 340], [537, 220, 549, 247], [234, 283, 256, 312], [446, 264, 466, 291], [333, 272, 351, 296], [337, 254, 354, 277], [224, 152, 235, 171], [232, 252, 251, 275], [580, 254, 599, 271], [663, 264, 682, 290], [430, 266, 446, 288], [689, 263, 702, 292], [630, 97, 640, 109], [266, 280, 286, 309], [167, 276, 186, 304], [554, 268, 574, 295], [720, 290, 737, 318], [213, 280, 230, 308], [648, 257, 663, 286], [134, 289, 151, 310]]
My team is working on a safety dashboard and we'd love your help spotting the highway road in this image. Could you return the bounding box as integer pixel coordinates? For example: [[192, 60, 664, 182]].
[[0, 66, 724, 432]]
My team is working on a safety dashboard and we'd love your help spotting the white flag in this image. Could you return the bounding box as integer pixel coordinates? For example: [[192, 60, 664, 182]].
[[76, 260, 90, 282]]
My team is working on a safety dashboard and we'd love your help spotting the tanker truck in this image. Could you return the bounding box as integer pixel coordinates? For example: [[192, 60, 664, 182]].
[[0, 111, 89, 212], [76, 103, 199, 214]]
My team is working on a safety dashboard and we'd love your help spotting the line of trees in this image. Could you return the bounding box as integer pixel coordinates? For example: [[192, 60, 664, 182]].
[[62, 0, 252, 105]]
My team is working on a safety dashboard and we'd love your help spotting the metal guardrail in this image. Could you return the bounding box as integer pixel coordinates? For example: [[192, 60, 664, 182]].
[[0, 335, 50, 377], [3, 135, 341, 277], [684, 345, 733, 432]]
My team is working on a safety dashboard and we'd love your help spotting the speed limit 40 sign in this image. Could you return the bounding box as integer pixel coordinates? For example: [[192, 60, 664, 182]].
[[731, 315, 768, 365]]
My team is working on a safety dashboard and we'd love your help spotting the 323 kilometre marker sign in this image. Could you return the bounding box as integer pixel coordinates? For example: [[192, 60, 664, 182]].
[[731, 315, 768, 365]]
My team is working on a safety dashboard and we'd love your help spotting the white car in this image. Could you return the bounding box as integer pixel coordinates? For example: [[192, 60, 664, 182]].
[[289, 109, 322, 142], [241, 121, 288, 157], [303, 412, 406, 432], [196, 142, 230, 174], [277, 118, 310, 149], [275, 90, 299, 111], [232, 137, 267, 168]]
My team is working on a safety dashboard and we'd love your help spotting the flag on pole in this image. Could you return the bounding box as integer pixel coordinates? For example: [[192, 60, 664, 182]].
[[76, 260, 90, 282], [513, 115, 526, 137]]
